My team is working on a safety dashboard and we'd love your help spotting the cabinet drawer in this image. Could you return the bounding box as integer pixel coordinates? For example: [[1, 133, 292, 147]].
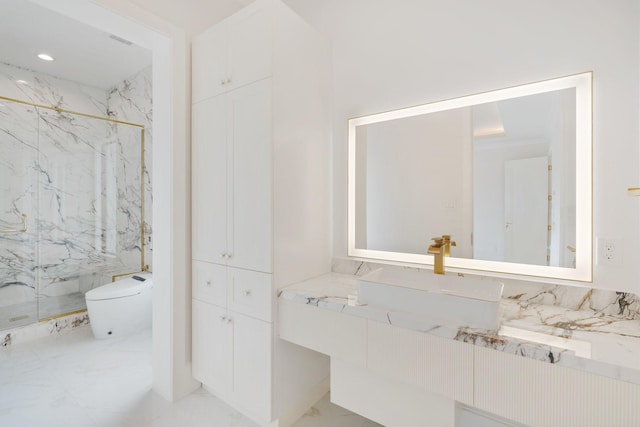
[[193, 260, 227, 307], [228, 267, 272, 322]]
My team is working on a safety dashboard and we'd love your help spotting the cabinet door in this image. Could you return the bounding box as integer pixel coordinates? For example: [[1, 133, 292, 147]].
[[227, 79, 272, 273], [192, 23, 228, 102], [192, 96, 228, 263], [230, 312, 272, 421], [226, 5, 272, 92], [192, 300, 233, 397]]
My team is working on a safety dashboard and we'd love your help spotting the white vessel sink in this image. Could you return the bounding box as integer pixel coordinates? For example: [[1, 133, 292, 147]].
[[357, 268, 504, 331]]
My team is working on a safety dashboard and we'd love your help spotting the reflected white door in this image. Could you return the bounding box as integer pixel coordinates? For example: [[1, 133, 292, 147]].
[[504, 157, 548, 265]]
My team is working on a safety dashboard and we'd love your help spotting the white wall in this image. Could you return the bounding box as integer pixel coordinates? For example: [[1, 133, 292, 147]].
[[286, 0, 640, 292]]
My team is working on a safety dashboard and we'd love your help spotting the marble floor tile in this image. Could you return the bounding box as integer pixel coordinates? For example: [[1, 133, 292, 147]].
[[0, 325, 380, 427], [293, 394, 382, 427]]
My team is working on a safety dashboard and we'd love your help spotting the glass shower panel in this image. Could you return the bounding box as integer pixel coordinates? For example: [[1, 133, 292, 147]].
[[0, 96, 144, 330], [0, 101, 39, 330], [36, 110, 143, 320]]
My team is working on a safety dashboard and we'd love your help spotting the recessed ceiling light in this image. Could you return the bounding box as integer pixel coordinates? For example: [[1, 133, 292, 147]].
[[37, 53, 54, 61], [16, 80, 29, 85]]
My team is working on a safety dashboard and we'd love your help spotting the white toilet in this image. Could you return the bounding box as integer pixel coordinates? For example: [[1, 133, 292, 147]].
[[85, 272, 153, 339]]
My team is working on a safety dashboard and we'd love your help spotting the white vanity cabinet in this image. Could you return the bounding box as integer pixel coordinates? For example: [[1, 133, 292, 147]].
[[191, 1, 331, 426], [278, 278, 640, 427]]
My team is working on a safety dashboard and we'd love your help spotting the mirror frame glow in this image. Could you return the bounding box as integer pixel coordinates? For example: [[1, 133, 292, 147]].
[[348, 72, 592, 282]]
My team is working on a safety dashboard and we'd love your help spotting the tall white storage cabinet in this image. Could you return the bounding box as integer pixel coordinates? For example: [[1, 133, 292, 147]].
[[191, 1, 331, 426]]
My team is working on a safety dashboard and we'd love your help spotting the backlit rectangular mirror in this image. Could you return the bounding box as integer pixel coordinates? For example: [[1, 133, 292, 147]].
[[348, 72, 592, 282]]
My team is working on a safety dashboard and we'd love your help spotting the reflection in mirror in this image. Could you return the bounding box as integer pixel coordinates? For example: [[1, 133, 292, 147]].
[[473, 90, 575, 268], [348, 73, 592, 282]]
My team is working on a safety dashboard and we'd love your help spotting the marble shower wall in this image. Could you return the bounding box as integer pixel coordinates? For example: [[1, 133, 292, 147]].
[[0, 62, 152, 314], [107, 66, 153, 272]]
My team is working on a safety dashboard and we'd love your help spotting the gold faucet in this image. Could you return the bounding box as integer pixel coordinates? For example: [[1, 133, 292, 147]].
[[442, 234, 456, 256], [428, 235, 457, 275]]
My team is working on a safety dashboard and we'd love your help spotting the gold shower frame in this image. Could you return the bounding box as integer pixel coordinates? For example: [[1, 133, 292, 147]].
[[0, 95, 149, 280]]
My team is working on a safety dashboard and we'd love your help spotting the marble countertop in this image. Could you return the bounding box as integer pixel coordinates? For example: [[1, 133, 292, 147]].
[[278, 273, 640, 385]]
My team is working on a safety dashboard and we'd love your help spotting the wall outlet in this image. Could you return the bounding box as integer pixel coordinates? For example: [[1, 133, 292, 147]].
[[597, 238, 622, 266]]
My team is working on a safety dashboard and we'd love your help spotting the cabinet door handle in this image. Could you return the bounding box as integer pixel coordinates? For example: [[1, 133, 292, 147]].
[[226, 78, 232, 84], [220, 253, 227, 259], [242, 290, 252, 297], [205, 280, 212, 287], [219, 316, 226, 322], [227, 253, 233, 259], [220, 79, 226, 85]]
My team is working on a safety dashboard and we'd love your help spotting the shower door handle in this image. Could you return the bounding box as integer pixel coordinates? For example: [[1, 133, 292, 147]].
[[0, 213, 27, 233]]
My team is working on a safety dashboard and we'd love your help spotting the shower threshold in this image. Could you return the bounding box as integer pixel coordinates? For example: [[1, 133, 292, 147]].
[[0, 292, 87, 331]]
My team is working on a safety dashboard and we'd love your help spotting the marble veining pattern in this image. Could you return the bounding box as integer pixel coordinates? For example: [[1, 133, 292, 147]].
[[107, 65, 153, 270], [332, 258, 640, 318], [0, 62, 152, 328], [1, 310, 90, 349], [281, 272, 640, 386]]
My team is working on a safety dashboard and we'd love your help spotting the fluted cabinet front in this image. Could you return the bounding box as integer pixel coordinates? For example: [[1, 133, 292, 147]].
[[474, 346, 640, 426]]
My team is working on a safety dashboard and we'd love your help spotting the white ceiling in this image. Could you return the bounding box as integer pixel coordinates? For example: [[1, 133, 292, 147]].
[[0, 0, 314, 91], [0, 0, 152, 90], [127, 0, 255, 38]]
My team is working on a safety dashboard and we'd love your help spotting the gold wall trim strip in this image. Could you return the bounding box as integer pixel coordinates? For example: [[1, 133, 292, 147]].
[[112, 269, 150, 282], [140, 127, 149, 272], [39, 309, 88, 323]]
